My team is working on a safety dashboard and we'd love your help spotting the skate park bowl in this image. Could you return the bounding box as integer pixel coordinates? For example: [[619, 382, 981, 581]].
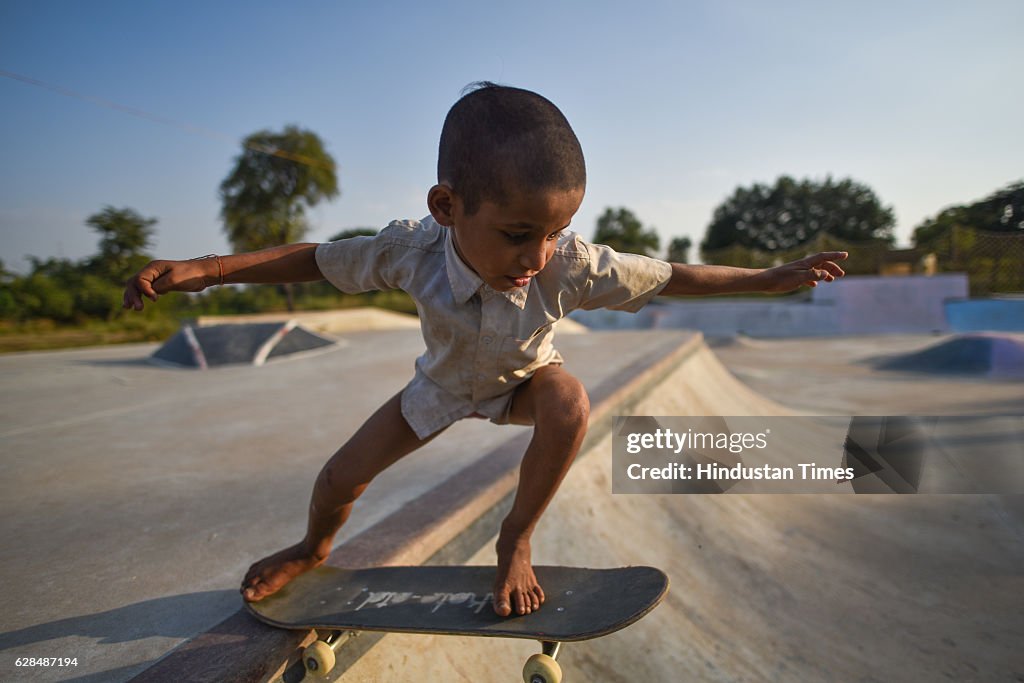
[[874, 332, 1024, 379], [151, 321, 339, 369], [130, 332, 1023, 683]]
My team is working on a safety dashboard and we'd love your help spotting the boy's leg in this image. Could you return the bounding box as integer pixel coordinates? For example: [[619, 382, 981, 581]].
[[241, 391, 443, 602], [493, 365, 590, 617]]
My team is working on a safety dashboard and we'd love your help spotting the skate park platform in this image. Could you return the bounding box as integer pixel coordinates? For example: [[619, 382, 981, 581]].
[[1, 317, 1022, 682]]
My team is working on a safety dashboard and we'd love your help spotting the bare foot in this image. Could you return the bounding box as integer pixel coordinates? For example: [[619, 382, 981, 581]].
[[240, 542, 328, 602], [493, 536, 545, 617]]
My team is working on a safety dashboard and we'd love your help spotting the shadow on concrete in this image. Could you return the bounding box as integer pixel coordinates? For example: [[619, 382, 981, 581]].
[[73, 357, 158, 368], [66, 663, 163, 683], [0, 590, 238, 651]]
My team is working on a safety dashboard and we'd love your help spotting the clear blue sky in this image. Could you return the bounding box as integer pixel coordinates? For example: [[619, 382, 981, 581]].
[[2, 0, 1021, 272]]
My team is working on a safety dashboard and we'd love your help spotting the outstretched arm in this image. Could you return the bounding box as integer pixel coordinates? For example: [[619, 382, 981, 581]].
[[123, 243, 322, 311], [660, 251, 848, 297]]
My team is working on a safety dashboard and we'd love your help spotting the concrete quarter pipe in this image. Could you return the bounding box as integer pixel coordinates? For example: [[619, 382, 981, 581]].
[[341, 343, 1023, 682]]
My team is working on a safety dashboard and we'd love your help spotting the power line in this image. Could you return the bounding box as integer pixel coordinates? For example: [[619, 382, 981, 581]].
[[0, 68, 333, 170]]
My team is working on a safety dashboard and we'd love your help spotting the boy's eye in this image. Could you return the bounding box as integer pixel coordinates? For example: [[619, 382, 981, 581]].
[[502, 229, 564, 243]]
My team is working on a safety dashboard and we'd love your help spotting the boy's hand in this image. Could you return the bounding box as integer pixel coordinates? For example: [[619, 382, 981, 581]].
[[760, 251, 848, 293], [123, 259, 213, 311]]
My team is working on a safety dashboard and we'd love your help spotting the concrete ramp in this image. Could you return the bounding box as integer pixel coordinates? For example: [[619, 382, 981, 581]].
[[129, 336, 1022, 683], [876, 333, 1024, 379], [343, 351, 1023, 683], [151, 321, 338, 368]]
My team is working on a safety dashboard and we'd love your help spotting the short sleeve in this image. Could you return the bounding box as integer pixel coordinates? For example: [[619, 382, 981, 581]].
[[315, 233, 394, 293], [578, 241, 672, 312]]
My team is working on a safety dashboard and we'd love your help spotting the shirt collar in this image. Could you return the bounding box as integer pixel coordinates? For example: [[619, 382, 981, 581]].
[[442, 225, 529, 309]]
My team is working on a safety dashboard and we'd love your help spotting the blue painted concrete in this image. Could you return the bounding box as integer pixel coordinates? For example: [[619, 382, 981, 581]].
[[945, 299, 1024, 332]]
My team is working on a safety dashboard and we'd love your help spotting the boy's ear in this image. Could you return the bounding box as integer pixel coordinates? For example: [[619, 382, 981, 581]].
[[427, 184, 456, 227]]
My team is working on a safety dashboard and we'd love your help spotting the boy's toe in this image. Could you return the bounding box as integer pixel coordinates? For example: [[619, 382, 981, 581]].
[[494, 591, 512, 616], [241, 580, 267, 602]]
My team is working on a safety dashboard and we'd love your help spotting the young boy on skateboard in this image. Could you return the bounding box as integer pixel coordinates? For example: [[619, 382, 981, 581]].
[[123, 82, 847, 618]]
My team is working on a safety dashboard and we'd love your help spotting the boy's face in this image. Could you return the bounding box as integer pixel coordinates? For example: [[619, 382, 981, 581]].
[[428, 185, 585, 292]]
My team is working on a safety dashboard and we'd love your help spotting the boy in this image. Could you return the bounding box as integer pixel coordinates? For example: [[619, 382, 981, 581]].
[[123, 82, 847, 617]]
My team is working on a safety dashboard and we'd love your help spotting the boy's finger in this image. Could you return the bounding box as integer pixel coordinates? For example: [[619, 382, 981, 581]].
[[822, 261, 846, 277], [807, 268, 834, 282], [138, 277, 159, 299], [804, 251, 847, 266], [123, 282, 141, 310]]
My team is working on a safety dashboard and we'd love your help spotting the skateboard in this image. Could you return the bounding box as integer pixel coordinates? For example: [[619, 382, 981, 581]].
[[245, 564, 669, 682]]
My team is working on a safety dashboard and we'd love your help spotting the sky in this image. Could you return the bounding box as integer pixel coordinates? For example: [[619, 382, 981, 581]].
[[2, 0, 1022, 272]]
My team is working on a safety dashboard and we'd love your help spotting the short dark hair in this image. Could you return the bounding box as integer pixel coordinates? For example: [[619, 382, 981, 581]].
[[437, 82, 586, 215]]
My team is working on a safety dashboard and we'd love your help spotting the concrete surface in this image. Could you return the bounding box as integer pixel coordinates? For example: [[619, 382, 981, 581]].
[[946, 298, 1024, 333], [812, 274, 968, 335], [341, 338, 1024, 683], [194, 308, 422, 333], [709, 334, 1024, 415], [2, 331, 1022, 682], [0, 327, 682, 682], [572, 275, 972, 337]]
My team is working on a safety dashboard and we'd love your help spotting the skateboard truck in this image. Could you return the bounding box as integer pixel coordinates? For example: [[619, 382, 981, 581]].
[[301, 631, 563, 682], [299, 634, 565, 679]]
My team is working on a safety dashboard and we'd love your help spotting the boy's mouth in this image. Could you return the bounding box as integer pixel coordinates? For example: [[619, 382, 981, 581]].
[[507, 275, 532, 288]]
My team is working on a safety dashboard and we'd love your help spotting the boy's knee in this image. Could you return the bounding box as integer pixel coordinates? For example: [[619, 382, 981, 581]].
[[533, 370, 590, 433]]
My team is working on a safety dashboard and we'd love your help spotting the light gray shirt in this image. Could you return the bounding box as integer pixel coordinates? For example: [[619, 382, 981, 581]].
[[315, 216, 672, 438]]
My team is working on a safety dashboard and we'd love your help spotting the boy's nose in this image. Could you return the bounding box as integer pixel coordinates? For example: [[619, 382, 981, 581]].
[[519, 244, 548, 273], [516, 246, 548, 274]]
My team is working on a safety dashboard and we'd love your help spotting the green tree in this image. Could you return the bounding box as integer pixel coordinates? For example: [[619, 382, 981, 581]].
[[0, 260, 17, 319], [18, 271, 75, 322], [912, 180, 1024, 295], [703, 175, 895, 253], [667, 236, 693, 263], [593, 207, 660, 257], [220, 125, 340, 310], [913, 180, 1024, 247], [83, 206, 157, 285]]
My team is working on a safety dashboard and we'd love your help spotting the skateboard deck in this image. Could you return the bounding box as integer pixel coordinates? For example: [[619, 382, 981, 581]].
[[246, 564, 668, 681], [246, 564, 668, 640]]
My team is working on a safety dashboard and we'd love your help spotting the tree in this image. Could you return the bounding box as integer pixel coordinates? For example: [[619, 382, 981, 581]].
[[83, 206, 157, 285], [912, 180, 1024, 295], [967, 180, 1024, 233], [593, 207, 660, 257], [703, 175, 895, 253], [667, 236, 693, 263], [913, 180, 1024, 247], [220, 125, 339, 310], [0, 260, 16, 318]]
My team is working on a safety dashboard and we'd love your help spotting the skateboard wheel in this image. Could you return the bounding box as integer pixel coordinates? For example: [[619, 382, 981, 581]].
[[303, 640, 336, 677], [523, 653, 562, 683]]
